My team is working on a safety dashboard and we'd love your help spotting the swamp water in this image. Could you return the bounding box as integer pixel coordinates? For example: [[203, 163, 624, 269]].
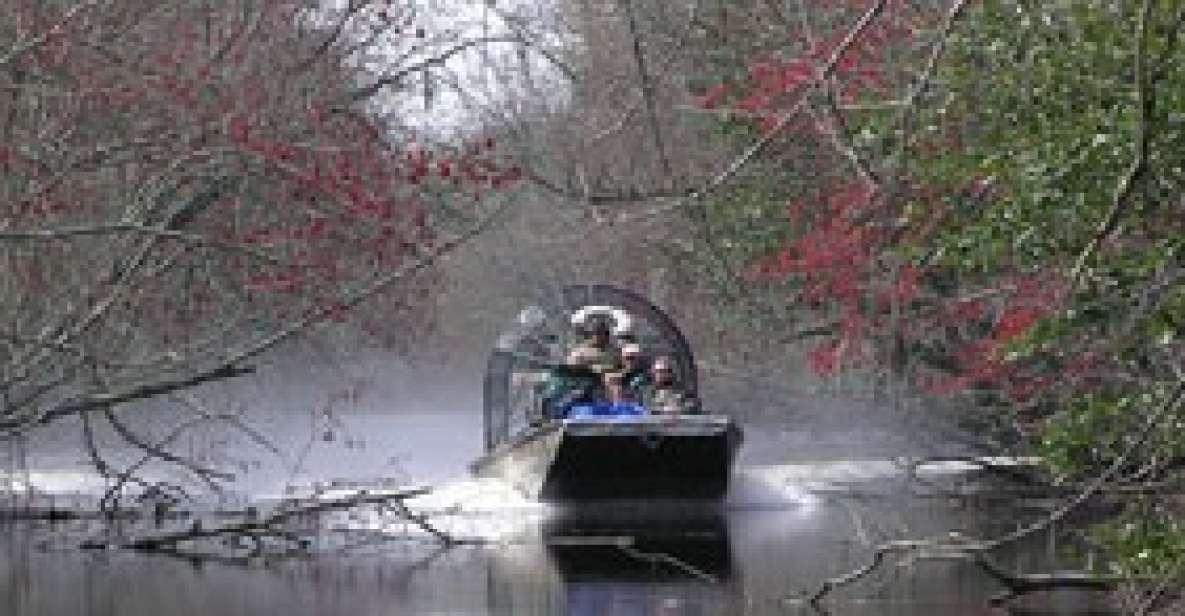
[[1, 414, 1120, 615]]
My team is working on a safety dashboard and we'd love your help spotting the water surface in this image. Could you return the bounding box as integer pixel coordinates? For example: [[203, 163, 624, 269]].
[[1, 413, 1118, 615]]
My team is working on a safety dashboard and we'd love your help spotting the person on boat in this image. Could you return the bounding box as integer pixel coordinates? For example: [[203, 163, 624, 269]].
[[619, 342, 650, 399], [612, 311, 637, 345], [567, 371, 645, 417], [540, 347, 602, 420], [603, 370, 646, 416], [569, 312, 620, 373], [643, 356, 692, 416]]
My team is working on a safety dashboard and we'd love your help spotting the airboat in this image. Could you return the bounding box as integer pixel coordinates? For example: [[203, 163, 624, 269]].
[[470, 284, 743, 502]]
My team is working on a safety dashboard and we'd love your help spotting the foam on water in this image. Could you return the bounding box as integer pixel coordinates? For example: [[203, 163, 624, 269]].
[[308, 477, 548, 542], [407, 477, 543, 512], [2, 470, 107, 496], [727, 460, 917, 509]]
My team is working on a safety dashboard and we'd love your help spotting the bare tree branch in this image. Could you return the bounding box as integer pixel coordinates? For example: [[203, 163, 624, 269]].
[[0, 0, 107, 68], [796, 377, 1185, 606], [620, 0, 672, 180], [0, 224, 280, 262], [350, 36, 526, 103], [101, 405, 234, 490]]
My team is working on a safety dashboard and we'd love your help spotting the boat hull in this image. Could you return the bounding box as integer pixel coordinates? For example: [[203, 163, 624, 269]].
[[470, 415, 742, 502]]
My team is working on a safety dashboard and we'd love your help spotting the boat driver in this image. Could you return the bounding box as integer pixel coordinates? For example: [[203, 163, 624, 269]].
[[570, 312, 620, 373], [539, 315, 618, 420]]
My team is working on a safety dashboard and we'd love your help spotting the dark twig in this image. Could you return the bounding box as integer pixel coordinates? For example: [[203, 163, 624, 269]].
[[101, 406, 234, 491], [0, 223, 280, 263], [82, 408, 191, 511], [617, 543, 718, 584], [982, 377, 1184, 551], [386, 500, 456, 547], [11, 365, 255, 431], [620, 0, 672, 179], [1071, 0, 1156, 286], [974, 554, 1127, 605], [350, 36, 525, 102]]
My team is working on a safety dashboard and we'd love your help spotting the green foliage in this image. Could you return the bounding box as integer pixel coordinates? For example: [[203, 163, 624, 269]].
[[681, 0, 1185, 591], [1037, 391, 1142, 477], [921, 0, 1184, 273], [919, 0, 1184, 425], [1095, 508, 1185, 578]]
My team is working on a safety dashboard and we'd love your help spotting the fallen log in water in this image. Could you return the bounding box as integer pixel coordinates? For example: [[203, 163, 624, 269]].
[[78, 486, 449, 554]]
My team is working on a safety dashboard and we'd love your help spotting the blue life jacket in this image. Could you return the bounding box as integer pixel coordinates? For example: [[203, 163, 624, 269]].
[[565, 401, 646, 418], [606, 401, 646, 416]]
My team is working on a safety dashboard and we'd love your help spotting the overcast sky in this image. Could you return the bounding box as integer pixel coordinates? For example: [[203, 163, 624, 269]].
[[316, 0, 572, 138]]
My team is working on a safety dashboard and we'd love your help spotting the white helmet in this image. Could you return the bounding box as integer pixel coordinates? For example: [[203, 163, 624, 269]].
[[570, 305, 633, 337]]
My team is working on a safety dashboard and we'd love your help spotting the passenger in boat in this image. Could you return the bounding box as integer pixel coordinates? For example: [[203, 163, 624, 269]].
[[643, 356, 691, 416], [603, 370, 646, 416], [541, 347, 602, 420], [567, 371, 645, 417], [619, 342, 650, 398]]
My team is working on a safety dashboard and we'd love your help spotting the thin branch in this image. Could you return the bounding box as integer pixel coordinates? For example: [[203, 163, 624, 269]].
[[81, 407, 189, 508], [176, 392, 285, 461], [797, 378, 1185, 605], [2, 172, 237, 396], [0, 223, 280, 262], [862, 0, 972, 229], [98, 410, 234, 512], [1071, 0, 1156, 286], [587, 100, 644, 145], [620, 0, 672, 179], [983, 376, 1185, 550], [213, 199, 512, 369], [899, 0, 972, 114], [617, 543, 719, 583], [810, 89, 879, 188], [592, 0, 891, 230], [799, 538, 926, 604], [0, 0, 106, 68], [488, 6, 579, 82], [795, 534, 1130, 607], [350, 36, 525, 103], [685, 0, 889, 208], [387, 501, 455, 547], [3, 365, 255, 432], [522, 168, 689, 205], [101, 405, 234, 490], [11, 201, 509, 433], [288, 0, 372, 75]]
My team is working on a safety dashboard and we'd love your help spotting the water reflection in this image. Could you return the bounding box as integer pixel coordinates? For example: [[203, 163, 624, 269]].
[[540, 507, 734, 616]]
